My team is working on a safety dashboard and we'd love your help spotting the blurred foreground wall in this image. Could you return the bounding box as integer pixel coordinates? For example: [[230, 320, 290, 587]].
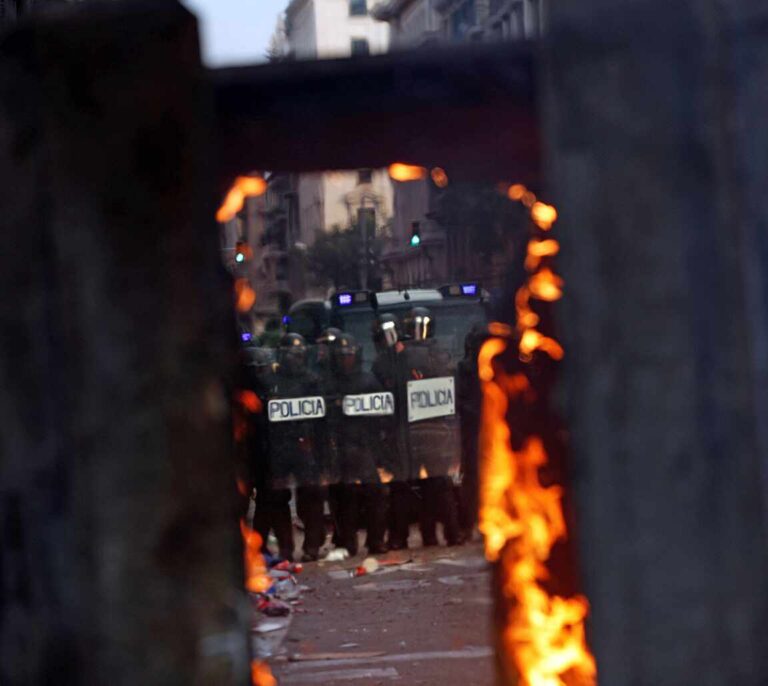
[[547, 2, 768, 684], [0, 3, 245, 684]]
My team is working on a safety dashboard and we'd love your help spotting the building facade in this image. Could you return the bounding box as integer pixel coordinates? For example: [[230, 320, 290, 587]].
[[283, 0, 394, 298], [372, 0, 545, 289]]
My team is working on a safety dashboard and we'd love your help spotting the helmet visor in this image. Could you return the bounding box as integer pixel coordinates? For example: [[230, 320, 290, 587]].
[[380, 319, 399, 348], [411, 314, 432, 341]]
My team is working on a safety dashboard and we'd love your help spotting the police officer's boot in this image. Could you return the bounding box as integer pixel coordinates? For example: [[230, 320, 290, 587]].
[[297, 485, 326, 561], [363, 484, 388, 554], [388, 481, 412, 549]]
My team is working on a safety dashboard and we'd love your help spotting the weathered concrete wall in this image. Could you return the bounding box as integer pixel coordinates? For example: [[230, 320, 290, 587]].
[[546, 1, 768, 684], [0, 2, 245, 684]]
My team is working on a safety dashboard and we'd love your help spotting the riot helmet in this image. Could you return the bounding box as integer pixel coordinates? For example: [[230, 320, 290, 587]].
[[330, 332, 360, 375], [249, 346, 274, 377], [372, 313, 400, 349], [402, 307, 434, 341], [278, 333, 308, 375], [316, 327, 343, 369], [317, 327, 343, 345]]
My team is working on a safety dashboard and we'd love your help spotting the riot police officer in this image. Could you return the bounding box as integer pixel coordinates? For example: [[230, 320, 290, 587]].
[[401, 307, 461, 547], [323, 332, 389, 555], [456, 324, 488, 541], [315, 327, 345, 548], [371, 313, 415, 550], [265, 333, 329, 562], [315, 327, 343, 373], [244, 347, 295, 561]]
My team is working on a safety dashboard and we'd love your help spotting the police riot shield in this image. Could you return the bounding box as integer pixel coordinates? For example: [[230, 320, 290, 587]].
[[255, 342, 399, 488], [260, 355, 335, 489], [400, 340, 461, 482], [254, 328, 465, 489]]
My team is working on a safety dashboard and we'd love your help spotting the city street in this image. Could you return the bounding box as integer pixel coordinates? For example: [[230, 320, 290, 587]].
[[268, 542, 494, 685]]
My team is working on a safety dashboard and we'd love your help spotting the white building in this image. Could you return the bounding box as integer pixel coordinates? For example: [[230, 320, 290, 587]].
[[286, 0, 391, 59], [284, 0, 394, 292]]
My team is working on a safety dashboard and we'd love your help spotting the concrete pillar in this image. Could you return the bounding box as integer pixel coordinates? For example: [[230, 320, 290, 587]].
[[545, 2, 768, 684], [0, 2, 245, 684]]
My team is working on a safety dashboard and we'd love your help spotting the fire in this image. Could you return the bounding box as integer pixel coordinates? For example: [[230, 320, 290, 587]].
[[235, 278, 257, 313], [528, 268, 564, 302], [478, 187, 597, 685], [251, 659, 277, 686], [388, 162, 427, 181], [502, 184, 566, 361], [240, 519, 271, 593], [508, 183, 527, 201], [525, 239, 560, 271], [478, 339, 595, 686], [377, 467, 395, 484], [431, 167, 449, 188], [531, 202, 558, 230], [519, 329, 565, 361], [216, 175, 267, 223]]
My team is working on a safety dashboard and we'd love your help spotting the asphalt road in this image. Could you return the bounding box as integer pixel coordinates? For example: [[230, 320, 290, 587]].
[[269, 541, 494, 685]]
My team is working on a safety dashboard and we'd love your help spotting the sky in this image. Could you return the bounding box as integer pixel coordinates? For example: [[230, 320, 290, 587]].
[[181, 0, 286, 67]]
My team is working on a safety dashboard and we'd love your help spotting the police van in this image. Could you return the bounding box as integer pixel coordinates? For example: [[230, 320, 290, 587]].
[[287, 284, 489, 371]]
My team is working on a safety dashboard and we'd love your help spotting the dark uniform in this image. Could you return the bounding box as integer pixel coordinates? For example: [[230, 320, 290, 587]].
[[401, 307, 461, 547], [455, 324, 488, 539], [371, 314, 417, 549], [323, 332, 389, 555], [314, 327, 346, 549], [264, 333, 329, 562], [242, 347, 295, 561]]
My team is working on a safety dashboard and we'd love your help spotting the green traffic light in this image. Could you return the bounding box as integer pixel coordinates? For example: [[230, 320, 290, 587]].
[[410, 234, 421, 247]]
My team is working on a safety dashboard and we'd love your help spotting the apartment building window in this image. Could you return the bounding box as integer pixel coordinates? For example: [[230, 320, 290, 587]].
[[358, 207, 377, 240], [350, 38, 370, 56], [357, 168, 373, 185], [349, 0, 367, 16]]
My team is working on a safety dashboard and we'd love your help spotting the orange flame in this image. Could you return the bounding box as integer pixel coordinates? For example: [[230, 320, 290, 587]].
[[251, 659, 277, 686], [519, 329, 565, 361], [528, 268, 564, 302], [388, 162, 427, 181], [240, 519, 272, 593], [431, 167, 449, 188], [235, 278, 257, 313], [479, 188, 596, 685], [525, 239, 560, 272], [478, 338, 596, 686], [508, 183, 527, 201], [216, 175, 267, 223], [531, 202, 558, 230], [377, 467, 395, 484]]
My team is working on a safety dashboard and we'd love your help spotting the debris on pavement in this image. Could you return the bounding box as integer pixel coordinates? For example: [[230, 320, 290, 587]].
[[324, 548, 350, 562], [437, 575, 465, 586], [353, 578, 431, 592], [289, 650, 387, 662]]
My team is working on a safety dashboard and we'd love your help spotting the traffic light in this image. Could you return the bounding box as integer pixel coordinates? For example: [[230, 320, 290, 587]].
[[234, 240, 253, 264], [409, 221, 421, 248]]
